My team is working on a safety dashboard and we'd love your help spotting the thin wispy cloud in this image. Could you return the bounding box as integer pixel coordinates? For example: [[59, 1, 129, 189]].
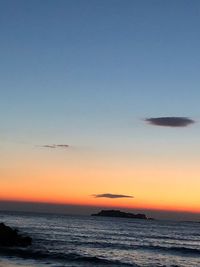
[[145, 117, 195, 127], [92, 193, 134, 199], [41, 144, 69, 149], [56, 145, 70, 148]]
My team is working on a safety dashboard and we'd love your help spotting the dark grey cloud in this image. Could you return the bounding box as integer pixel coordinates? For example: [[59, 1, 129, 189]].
[[41, 144, 69, 149], [145, 117, 195, 127], [92, 193, 134, 199]]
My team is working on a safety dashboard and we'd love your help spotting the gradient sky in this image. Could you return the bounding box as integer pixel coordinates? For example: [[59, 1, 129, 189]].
[[0, 0, 200, 217]]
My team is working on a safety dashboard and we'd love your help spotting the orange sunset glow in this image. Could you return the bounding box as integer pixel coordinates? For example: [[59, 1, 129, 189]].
[[1, 145, 199, 215]]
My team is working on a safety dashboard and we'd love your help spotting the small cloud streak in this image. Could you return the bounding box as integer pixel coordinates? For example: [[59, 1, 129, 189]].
[[41, 144, 69, 149], [56, 144, 70, 148], [92, 193, 134, 199], [145, 117, 195, 127]]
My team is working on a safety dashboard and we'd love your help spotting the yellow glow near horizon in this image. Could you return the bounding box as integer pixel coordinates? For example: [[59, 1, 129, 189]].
[[1, 147, 199, 214]]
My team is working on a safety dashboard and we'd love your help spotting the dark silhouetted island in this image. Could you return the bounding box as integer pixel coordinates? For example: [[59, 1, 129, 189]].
[[0, 222, 32, 247], [92, 210, 148, 219]]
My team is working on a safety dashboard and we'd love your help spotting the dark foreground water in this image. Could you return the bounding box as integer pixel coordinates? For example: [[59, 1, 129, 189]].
[[0, 211, 200, 267]]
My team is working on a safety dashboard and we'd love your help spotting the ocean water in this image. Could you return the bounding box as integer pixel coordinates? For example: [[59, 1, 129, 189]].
[[0, 211, 200, 267]]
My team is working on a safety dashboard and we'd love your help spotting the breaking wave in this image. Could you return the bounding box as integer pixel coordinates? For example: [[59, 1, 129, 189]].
[[0, 247, 137, 266]]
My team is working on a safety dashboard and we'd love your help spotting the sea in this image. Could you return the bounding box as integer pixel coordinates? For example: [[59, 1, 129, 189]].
[[0, 211, 200, 267]]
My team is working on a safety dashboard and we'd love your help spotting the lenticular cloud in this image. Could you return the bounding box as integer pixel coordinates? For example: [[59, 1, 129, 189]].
[[145, 117, 195, 127]]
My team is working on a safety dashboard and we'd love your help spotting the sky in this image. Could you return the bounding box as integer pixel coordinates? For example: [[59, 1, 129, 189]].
[[0, 0, 200, 219]]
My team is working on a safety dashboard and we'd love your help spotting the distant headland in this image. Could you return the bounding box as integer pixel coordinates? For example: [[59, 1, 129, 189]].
[[91, 210, 151, 220]]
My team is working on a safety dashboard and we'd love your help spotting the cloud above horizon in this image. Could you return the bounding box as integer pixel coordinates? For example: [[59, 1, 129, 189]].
[[92, 193, 134, 199], [145, 117, 195, 127], [41, 144, 69, 149]]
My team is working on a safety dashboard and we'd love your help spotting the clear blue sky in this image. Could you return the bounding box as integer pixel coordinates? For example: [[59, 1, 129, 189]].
[[1, 0, 200, 146]]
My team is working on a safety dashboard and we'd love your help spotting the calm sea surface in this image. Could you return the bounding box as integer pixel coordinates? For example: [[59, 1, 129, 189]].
[[0, 211, 200, 267]]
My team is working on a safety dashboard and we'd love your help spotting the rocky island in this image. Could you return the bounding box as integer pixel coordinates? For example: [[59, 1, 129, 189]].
[[0, 222, 32, 247], [92, 210, 148, 219]]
